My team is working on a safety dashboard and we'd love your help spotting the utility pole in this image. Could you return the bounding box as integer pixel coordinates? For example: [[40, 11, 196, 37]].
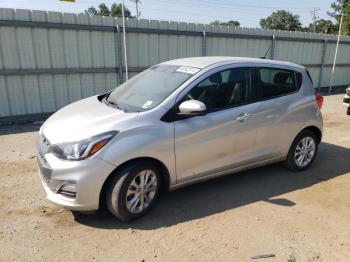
[[310, 8, 320, 32], [131, 0, 141, 18], [122, 0, 128, 80], [329, 14, 344, 94]]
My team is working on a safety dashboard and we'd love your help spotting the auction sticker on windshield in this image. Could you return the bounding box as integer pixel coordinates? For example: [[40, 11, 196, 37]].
[[176, 66, 200, 75], [142, 100, 153, 108]]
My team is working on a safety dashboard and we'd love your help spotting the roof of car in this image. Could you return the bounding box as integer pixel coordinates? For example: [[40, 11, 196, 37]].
[[163, 56, 304, 70]]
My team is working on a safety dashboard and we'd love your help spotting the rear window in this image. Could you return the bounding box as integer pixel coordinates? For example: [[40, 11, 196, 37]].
[[258, 68, 298, 99]]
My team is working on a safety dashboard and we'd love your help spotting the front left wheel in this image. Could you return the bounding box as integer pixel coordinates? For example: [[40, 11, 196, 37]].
[[106, 161, 161, 222]]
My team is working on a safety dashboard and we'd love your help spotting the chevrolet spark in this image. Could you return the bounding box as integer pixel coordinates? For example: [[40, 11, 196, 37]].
[[37, 57, 323, 221]]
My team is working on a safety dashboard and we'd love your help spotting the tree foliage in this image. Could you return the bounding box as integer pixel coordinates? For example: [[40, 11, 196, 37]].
[[328, 0, 350, 35], [210, 20, 240, 27], [308, 19, 339, 34], [260, 10, 302, 31], [85, 3, 133, 18]]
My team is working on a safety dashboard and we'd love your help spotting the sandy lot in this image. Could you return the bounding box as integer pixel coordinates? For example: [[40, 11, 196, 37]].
[[0, 94, 349, 262]]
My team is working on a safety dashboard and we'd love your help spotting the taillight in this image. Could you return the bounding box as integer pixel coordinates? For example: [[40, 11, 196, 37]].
[[315, 91, 323, 109]]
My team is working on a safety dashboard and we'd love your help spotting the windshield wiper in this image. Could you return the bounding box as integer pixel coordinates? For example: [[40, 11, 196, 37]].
[[103, 98, 128, 112]]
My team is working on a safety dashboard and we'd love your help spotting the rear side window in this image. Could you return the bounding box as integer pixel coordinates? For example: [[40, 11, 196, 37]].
[[258, 68, 297, 99], [296, 72, 303, 89]]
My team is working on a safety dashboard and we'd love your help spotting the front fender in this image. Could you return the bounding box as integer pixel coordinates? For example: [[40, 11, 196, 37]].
[[97, 122, 176, 185]]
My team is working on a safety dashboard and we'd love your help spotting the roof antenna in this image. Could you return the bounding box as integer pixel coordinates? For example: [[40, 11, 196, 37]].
[[260, 46, 271, 59]]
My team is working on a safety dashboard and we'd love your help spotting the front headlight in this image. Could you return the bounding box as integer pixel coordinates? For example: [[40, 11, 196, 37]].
[[346, 87, 350, 96], [49, 131, 118, 160]]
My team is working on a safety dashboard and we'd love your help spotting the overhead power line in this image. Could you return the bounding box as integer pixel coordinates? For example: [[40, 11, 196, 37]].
[[158, 0, 316, 11]]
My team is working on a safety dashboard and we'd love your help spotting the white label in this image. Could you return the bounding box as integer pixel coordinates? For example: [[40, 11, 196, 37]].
[[142, 100, 153, 108], [176, 66, 200, 75]]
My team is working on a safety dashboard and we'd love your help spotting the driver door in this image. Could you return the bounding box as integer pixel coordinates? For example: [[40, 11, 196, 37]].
[[174, 66, 260, 183]]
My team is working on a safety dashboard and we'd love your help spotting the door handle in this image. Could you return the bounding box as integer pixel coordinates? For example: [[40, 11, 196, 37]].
[[236, 113, 252, 122]]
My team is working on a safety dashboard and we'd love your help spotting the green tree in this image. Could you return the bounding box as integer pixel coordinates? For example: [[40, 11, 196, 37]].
[[210, 20, 240, 27], [85, 3, 133, 18], [260, 10, 302, 31], [308, 19, 338, 34], [98, 3, 111, 16], [328, 0, 350, 35], [111, 3, 132, 17], [85, 6, 98, 15]]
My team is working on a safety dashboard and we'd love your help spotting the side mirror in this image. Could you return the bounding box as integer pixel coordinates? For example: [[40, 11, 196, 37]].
[[178, 100, 206, 115]]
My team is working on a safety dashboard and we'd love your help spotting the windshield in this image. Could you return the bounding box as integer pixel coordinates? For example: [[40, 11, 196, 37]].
[[106, 65, 199, 112]]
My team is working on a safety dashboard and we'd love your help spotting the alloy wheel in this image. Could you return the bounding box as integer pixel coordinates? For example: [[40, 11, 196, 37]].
[[294, 136, 316, 168], [126, 170, 158, 214]]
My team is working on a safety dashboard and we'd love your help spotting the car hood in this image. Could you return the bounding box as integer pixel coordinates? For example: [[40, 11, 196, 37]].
[[41, 96, 139, 144]]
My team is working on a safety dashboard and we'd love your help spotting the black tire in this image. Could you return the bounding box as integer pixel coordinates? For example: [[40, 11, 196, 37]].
[[283, 130, 318, 172], [106, 161, 162, 222]]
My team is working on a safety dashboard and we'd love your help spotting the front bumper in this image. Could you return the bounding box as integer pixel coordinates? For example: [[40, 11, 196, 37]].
[[37, 151, 116, 211]]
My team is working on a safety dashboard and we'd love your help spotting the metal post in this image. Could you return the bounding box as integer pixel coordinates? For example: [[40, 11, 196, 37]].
[[329, 14, 343, 94], [202, 30, 206, 56], [115, 24, 123, 85], [271, 34, 275, 59], [121, 0, 129, 81], [135, 0, 140, 18], [318, 38, 327, 91]]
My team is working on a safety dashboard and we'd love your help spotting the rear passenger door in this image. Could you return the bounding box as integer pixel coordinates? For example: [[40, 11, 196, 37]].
[[253, 66, 303, 161]]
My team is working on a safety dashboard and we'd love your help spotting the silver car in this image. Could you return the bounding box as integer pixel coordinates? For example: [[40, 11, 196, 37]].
[[37, 57, 323, 221]]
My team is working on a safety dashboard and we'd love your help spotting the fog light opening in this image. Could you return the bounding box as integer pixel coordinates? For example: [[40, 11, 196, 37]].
[[58, 183, 77, 198]]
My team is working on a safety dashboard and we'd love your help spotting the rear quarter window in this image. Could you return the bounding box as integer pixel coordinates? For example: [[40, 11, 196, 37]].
[[296, 72, 302, 89], [258, 68, 298, 99]]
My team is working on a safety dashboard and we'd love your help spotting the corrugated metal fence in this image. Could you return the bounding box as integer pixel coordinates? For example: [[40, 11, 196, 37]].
[[1, 8, 350, 121]]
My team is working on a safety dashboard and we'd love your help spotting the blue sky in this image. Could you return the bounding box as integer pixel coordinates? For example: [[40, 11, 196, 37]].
[[0, 0, 335, 28]]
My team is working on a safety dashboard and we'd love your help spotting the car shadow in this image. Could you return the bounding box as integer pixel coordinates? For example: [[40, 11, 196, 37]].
[[74, 142, 350, 230]]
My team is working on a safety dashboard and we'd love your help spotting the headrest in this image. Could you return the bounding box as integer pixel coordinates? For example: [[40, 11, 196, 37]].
[[229, 68, 246, 82], [209, 72, 222, 84], [273, 72, 290, 85]]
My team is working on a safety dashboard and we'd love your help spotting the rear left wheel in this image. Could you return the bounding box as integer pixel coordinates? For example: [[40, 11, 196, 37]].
[[284, 130, 318, 171]]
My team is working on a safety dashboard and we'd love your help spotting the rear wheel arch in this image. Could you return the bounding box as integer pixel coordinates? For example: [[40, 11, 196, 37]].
[[99, 157, 171, 210], [284, 125, 322, 161], [300, 126, 322, 144], [284, 128, 319, 171]]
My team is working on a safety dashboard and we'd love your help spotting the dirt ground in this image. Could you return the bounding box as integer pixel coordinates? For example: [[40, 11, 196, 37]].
[[0, 94, 349, 262]]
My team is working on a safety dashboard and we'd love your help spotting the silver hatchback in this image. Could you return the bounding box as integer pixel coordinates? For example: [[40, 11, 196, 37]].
[[37, 57, 323, 221]]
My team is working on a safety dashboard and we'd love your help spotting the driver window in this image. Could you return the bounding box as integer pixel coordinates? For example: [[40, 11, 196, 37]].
[[187, 67, 252, 111]]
